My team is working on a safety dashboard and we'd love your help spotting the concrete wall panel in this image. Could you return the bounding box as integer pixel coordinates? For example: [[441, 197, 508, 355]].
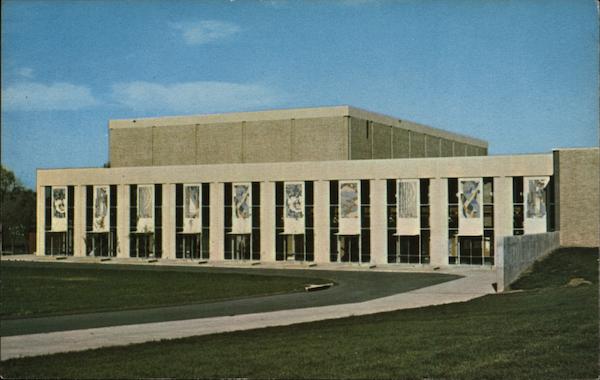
[[496, 232, 560, 291], [372, 122, 392, 159], [244, 120, 291, 163], [370, 179, 387, 265], [453, 142, 467, 157], [350, 117, 371, 160], [73, 186, 85, 257], [425, 135, 441, 157], [152, 125, 196, 166], [392, 128, 410, 158], [35, 186, 45, 256], [409, 131, 426, 158], [116, 185, 130, 258], [110, 128, 153, 167], [313, 180, 330, 264], [440, 139, 453, 157], [466, 145, 480, 157], [292, 117, 348, 162], [196, 123, 243, 164], [555, 148, 599, 247]]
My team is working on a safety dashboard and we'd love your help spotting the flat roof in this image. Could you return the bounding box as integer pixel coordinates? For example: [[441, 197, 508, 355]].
[[109, 105, 488, 148]]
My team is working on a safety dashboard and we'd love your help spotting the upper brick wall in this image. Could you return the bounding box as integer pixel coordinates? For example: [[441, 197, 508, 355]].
[[109, 106, 488, 167], [554, 148, 600, 247]]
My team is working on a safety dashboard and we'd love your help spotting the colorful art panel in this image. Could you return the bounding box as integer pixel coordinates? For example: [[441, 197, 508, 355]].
[[136, 185, 154, 233], [396, 179, 420, 236], [526, 178, 548, 218], [93, 185, 110, 232], [338, 181, 361, 235], [232, 182, 252, 234], [183, 184, 202, 233], [524, 176, 549, 234], [460, 180, 480, 218], [458, 178, 483, 236], [340, 182, 359, 218], [51, 186, 67, 232], [284, 182, 304, 234]]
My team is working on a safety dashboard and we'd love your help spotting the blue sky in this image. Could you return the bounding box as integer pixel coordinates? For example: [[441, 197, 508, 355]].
[[2, 0, 598, 189]]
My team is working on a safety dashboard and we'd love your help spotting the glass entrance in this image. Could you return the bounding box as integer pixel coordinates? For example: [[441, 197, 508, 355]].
[[283, 234, 306, 261], [45, 232, 70, 256], [396, 235, 420, 264], [231, 234, 251, 260], [86, 233, 112, 257], [130, 233, 154, 258], [458, 236, 483, 265], [338, 235, 360, 263], [177, 234, 203, 259]]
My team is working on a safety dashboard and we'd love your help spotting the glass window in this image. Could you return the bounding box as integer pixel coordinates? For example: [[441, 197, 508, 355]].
[[448, 178, 458, 204]]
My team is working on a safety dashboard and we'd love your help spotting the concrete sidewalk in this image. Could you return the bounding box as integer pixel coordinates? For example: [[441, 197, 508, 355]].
[[1, 269, 495, 361]]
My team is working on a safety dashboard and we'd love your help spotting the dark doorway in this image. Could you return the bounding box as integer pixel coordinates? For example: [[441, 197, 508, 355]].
[[338, 235, 360, 263]]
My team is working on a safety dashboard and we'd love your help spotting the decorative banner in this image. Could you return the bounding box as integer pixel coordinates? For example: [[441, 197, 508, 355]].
[[284, 182, 305, 234], [136, 185, 154, 233], [338, 180, 361, 235], [396, 179, 420, 236], [524, 176, 549, 234], [51, 186, 68, 232], [183, 184, 202, 233], [93, 185, 110, 232], [458, 178, 483, 236], [232, 182, 252, 234]]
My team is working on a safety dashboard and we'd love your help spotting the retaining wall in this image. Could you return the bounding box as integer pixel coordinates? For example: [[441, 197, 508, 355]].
[[496, 231, 560, 291]]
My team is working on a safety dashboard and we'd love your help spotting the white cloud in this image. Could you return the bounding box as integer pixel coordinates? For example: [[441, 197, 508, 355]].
[[1, 82, 99, 112], [16, 67, 35, 79], [111, 81, 286, 114], [169, 20, 241, 45]]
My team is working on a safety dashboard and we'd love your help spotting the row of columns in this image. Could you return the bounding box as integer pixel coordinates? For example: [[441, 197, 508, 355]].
[[37, 178, 515, 266]]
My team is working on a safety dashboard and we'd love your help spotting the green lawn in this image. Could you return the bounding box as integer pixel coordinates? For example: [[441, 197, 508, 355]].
[[0, 262, 327, 318], [1, 248, 597, 379]]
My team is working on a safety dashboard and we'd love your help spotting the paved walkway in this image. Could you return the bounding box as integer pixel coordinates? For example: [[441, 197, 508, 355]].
[[2, 262, 458, 336], [1, 268, 495, 360]]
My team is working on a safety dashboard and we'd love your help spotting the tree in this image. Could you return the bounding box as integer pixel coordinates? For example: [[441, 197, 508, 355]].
[[1, 166, 36, 254]]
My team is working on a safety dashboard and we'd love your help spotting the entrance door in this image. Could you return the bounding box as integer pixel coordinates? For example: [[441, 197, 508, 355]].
[[283, 234, 306, 261], [232, 234, 251, 260], [396, 235, 420, 264], [46, 232, 68, 256], [131, 234, 153, 258], [87, 233, 110, 257], [284, 235, 295, 261], [458, 236, 483, 265], [181, 234, 201, 259], [338, 235, 360, 263]]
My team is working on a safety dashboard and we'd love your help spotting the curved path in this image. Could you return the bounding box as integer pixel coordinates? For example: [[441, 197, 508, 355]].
[[1, 265, 496, 361], [2, 265, 457, 337]]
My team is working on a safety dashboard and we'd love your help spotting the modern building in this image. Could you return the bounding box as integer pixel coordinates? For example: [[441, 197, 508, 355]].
[[36, 106, 599, 275]]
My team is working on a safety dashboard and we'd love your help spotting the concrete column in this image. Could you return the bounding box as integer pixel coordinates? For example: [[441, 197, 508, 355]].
[[116, 185, 129, 258], [430, 178, 448, 266], [210, 182, 224, 261], [36, 185, 45, 256], [162, 184, 175, 259], [370, 179, 387, 265], [314, 180, 330, 264], [494, 177, 513, 254], [73, 185, 86, 257], [260, 181, 275, 262]]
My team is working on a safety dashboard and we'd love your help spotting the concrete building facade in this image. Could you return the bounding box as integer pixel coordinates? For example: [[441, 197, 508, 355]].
[[36, 106, 598, 273], [108, 106, 487, 167]]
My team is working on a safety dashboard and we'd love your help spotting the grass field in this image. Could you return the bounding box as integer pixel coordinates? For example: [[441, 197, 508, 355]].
[[1, 247, 597, 379], [0, 262, 327, 318]]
